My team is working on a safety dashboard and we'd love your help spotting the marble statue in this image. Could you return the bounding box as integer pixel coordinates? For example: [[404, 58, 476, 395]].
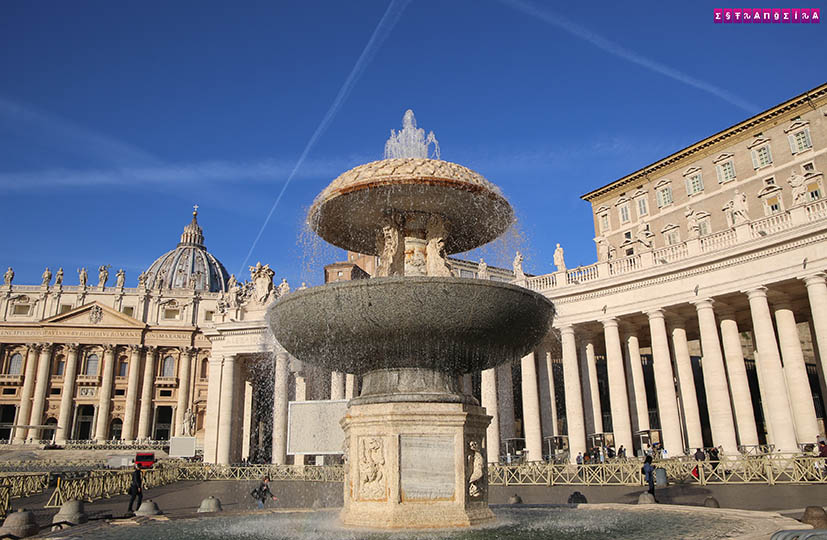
[[376, 216, 403, 277], [115, 269, 125, 288], [467, 440, 484, 498], [227, 274, 237, 292], [97, 265, 110, 288], [298, 282, 308, 290], [78, 267, 88, 288], [3, 267, 12, 286], [477, 258, 490, 280], [183, 408, 195, 437], [228, 281, 242, 308], [685, 207, 700, 239], [249, 262, 275, 304], [513, 251, 525, 281], [789, 168, 808, 205], [41, 267, 52, 287], [54, 268, 63, 286], [359, 438, 386, 500], [596, 237, 612, 261], [636, 222, 653, 248], [425, 215, 452, 277], [729, 190, 750, 225], [278, 278, 290, 297], [137, 272, 148, 288], [553, 243, 566, 272]]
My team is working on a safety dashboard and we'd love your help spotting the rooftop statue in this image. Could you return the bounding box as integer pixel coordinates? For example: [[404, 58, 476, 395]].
[[553, 243, 566, 272], [789, 168, 808, 205], [55, 268, 63, 286], [78, 267, 88, 288], [477, 258, 490, 280], [4, 267, 13, 286], [41, 267, 52, 287]]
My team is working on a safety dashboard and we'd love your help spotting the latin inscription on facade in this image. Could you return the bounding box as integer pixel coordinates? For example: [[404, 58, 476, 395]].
[[399, 434, 455, 501]]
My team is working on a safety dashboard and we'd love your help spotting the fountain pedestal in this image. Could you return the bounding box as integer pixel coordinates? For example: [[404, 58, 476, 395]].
[[341, 400, 494, 529]]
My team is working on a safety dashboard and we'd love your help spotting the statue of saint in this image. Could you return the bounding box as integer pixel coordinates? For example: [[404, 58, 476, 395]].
[[376, 217, 402, 277], [41, 267, 52, 287], [78, 267, 88, 288], [278, 278, 290, 297], [596, 237, 612, 261], [636, 223, 652, 248], [729, 190, 750, 225], [54, 268, 63, 286], [553, 243, 566, 272], [137, 272, 148, 288], [115, 269, 125, 288], [477, 258, 490, 280], [3, 267, 13, 286], [183, 408, 195, 437], [97, 265, 109, 288], [788, 168, 808, 205], [425, 215, 452, 277], [685, 207, 699, 239], [298, 282, 308, 290], [513, 251, 525, 281]]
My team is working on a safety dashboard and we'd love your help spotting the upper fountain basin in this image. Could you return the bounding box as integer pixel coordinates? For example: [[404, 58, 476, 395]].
[[268, 276, 554, 375], [308, 158, 513, 255]]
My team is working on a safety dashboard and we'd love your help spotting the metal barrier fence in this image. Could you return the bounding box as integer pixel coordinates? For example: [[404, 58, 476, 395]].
[[0, 473, 51, 517], [174, 464, 345, 482], [45, 466, 180, 508]]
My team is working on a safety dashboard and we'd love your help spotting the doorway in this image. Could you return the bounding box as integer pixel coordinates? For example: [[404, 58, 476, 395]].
[[74, 405, 94, 440], [154, 406, 172, 440]]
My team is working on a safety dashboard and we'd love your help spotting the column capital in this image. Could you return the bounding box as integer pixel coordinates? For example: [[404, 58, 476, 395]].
[[102, 344, 116, 354], [39, 343, 53, 353], [185, 346, 199, 356], [65, 343, 80, 353], [600, 317, 619, 329], [127, 344, 143, 354], [801, 272, 827, 288], [744, 286, 768, 300], [692, 297, 715, 311], [558, 324, 575, 337], [145, 345, 158, 356], [646, 308, 666, 320], [26, 342, 41, 352]]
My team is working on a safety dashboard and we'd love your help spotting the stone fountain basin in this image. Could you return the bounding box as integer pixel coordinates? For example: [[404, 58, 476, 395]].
[[268, 276, 554, 375]]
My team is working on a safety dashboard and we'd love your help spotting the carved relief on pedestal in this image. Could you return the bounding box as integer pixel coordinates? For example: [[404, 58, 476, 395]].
[[466, 439, 485, 499], [358, 437, 386, 501]]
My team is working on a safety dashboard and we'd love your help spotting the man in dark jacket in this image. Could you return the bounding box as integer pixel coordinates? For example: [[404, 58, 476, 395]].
[[127, 463, 143, 514], [251, 476, 278, 509]]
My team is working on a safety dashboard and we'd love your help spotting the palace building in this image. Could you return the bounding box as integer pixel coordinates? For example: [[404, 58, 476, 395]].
[[0, 82, 825, 465]]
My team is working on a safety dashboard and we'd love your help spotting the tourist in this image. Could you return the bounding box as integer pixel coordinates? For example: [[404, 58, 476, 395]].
[[819, 442, 827, 458], [576, 452, 583, 465], [618, 445, 626, 459], [694, 448, 706, 461], [661, 447, 668, 460], [251, 476, 278, 509], [642, 455, 657, 501], [127, 462, 143, 514], [709, 446, 720, 471]]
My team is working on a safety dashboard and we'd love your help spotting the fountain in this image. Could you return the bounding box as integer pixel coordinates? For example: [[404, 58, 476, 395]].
[[269, 110, 555, 529]]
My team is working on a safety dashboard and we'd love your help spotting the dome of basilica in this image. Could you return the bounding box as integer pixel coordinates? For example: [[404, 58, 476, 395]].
[[142, 207, 230, 293]]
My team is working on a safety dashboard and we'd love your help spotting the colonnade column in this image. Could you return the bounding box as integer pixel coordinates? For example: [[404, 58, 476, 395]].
[[55, 344, 79, 444], [121, 345, 142, 441], [560, 326, 586, 463], [14, 344, 40, 442], [204, 356, 223, 463], [462, 374, 473, 397], [774, 298, 819, 443], [294, 370, 307, 465], [717, 307, 759, 447], [496, 362, 516, 440], [175, 347, 195, 436], [137, 346, 157, 440], [241, 380, 254, 460], [802, 273, 827, 386], [330, 371, 345, 400], [646, 310, 683, 454], [28, 343, 53, 440], [624, 332, 650, 433], [216, 355, 237, 465], [542, 352, 558, 436], [481, 368, 500, 463], [520, 352, 543, 462], [694, 299, 738, 454], [94, 345, 116, 441], [580, 337, 603, 434], [271, 352, 289, 465], [345, 373, 358, 399], [601, 319, 633, 452], [668, 318, 703, 450], [745, 287, 798, 452]]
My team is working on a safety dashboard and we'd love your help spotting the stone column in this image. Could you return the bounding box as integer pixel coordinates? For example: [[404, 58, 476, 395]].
[[293, 371, 307, 465], [718, 308, 759, 447], [647, 310, 683, 454], [204, 356, 223, 463], [668, 318, 703, 450], [94, 345, 116, 441], [121, 345, 142, 441], [217, 355, 237, 465], [561, 326, 586, 463], [624, 332, 650, 433], [14, 344, 40, 442], [803, 273, 827, 390], [520, 352, 543, 462], [694, 299, 738, 454], [137, 346, 157, 440], [242, 379, 254, 460], [481, 367, 500, 463], [28, 343, 53, 440], [55, 344, 79, 444], [539, 351, 558, 437], [602, 318, 633, 452], [746, 287, 798, 452], [462, 374, 474, 397], [496, 362, 516, 440], [175, 347, 195, 436], [330, 371, 345, 400], [271, 352, 289, 464], [345, 373, 358, 399], [774, 298, 819, 443], [581, 337, 603, 434]]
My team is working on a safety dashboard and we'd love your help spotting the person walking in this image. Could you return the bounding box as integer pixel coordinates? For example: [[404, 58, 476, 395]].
[[127, 462, 143, 514], [694, 448, 706, 461], [642, 455, 657, 501], [251, 476, 278, 509]]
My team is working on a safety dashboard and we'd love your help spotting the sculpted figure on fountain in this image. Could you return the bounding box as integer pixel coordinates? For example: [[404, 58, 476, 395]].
[[467, 440, 484, 498], [425, 215, 452, 277], [376, 214, 404, 277], [359, 438, 386, 500]]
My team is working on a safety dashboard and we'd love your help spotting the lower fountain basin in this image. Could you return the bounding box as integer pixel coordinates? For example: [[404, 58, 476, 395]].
[[268, 276, 555, 375]]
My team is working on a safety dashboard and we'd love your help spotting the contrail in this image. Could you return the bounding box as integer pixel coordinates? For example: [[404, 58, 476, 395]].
[[502, 0, 758, 113], [239, 0, 412, 274]]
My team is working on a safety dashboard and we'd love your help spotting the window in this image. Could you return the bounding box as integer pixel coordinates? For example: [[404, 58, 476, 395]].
[[200, 359, 208, 379], [337, 271, 343, 277], [55, 357, 65, 376], [764, 177, 776, 186], [460, 269, 474, 278], [685, 173, 704, 195], [59, 304, 72, 314], [7, 353, 22, 375], [716, 161, 736, 183], [85, 354, 99, 376], [698, 217, 711, 237], [656, 186, 673, 207], [161, 356, 175, 378], [115, 388, 125, 396], [2, 388, 15, 396], [118, 358, 128, 377], [751, 145, 773, 169], [624, 231, 632, 240], [637, 197, 648, 216], [599, 214, 609, 231], [122, 306, 134, 317], [163, 308, 180, 320], [204, 310, 214, 322], [159, 390, 172, 397], [50, 388, 60, 395], [665, 229, 680, 245], [808, 182, 822, 201], [12, 304, 29, 316], [788, 128, 813, 154], [766, 196, 782, 214], [803, 162, 815, 173], [619, 203, 630, 224], [625, 248, 634, 256]]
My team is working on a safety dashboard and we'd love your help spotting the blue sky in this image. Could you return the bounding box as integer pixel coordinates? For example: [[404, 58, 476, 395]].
[[1, 1, 824, 287]]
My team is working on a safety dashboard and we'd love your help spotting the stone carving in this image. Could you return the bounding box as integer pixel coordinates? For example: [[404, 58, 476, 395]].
[[553, 243, 566, 272], [227, 274, 237, 292], [359, 437, 386, 500], [89, 305, 103, 324], [477, 259, 490, 280], [596, 237, 613, 261], [425, 215, 452, 277], [41, 267, 52, 287], [789, 168, 808, 205], [298, 282, 308, 290], [685, 207, 700, 239], [78, 267, 88, 288], [383, 109, 441, 160], [137, 272, 148, 288], [513, 251, 525, 281], [188, 271, 202, 289], [55, 268, 63, 286], [115, 269, 125, 288], [467, 440, 485, 498], [636, 223, 653, 248], [97, 265, 110, 288], [183, 408, 195, 436], [376, 215, 403, 277], [78, 387, 96, 397], [277, 278, 290, 297], [3, 267, 13, 286], [726, 190, 750, 225], [249, 262, 275, 304]]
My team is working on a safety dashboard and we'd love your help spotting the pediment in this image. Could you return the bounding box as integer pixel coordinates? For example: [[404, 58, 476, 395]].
[[661, 223, 680, 233], [747, 136, 771, 149], [713, 152, 734, 164], [683, 166, 702, 176], [654, 178, 671, 189], [41, 301, 146, 328], [595, 205, 610, 214], [784, 118, 810, 133], [757, 184, 782, 197], [615, 196, 630, 206], [631, 189, 647, 198]]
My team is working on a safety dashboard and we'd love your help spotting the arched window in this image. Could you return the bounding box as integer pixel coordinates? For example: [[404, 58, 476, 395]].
[[161, 356, 175, 378], [117, 356, 128, 377], [200, 358, 208, 379], [7, 353, 23, 375], [85, 354, 99, 376], [54, 355, 65, 376]]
